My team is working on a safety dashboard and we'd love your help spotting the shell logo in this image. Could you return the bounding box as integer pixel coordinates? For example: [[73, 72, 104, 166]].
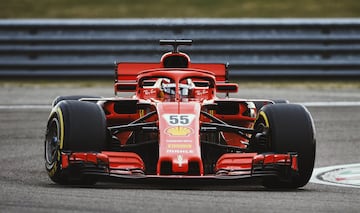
[[166, 126, 193, 136]]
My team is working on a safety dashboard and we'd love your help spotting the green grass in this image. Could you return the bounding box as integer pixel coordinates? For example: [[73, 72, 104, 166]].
[[1, 0, 360, 18]]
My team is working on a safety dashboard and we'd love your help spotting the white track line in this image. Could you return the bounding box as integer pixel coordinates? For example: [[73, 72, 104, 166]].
[[310, 163, 360, 188], [297, 101, 360, 107], [0, 105, 51, 109]]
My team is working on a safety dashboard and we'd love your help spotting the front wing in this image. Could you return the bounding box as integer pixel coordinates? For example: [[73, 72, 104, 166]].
[[60, 151, 298, 181]]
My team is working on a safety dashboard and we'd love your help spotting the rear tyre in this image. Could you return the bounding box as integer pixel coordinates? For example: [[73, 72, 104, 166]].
[[254, 104, 316, 189], [45, 100, 107, 185]]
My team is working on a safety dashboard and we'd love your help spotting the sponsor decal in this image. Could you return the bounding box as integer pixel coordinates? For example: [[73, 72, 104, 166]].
[[166, 149, 194, 154], [165, 126, 193, 136], [195, 89, 208, 96], [163, 114, 195, 126], [167, 144, 192, 149], [143, 89, 156, 95], [166, 139, 192, 143]]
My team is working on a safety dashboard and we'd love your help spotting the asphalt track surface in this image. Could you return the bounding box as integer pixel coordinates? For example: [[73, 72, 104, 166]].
[[1, 82, 360, 213]]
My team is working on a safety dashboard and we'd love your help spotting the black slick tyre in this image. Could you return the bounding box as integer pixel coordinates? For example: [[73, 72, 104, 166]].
[[52, 95, 101, 107], [254, 104, 316, 189], [45, 100, 107, 185], [253, 99, 289, 111]]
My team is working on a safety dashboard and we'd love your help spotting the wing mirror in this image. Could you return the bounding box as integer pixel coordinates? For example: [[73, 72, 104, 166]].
[[216, 83, 238, 93], [115, 82, 137, 92]]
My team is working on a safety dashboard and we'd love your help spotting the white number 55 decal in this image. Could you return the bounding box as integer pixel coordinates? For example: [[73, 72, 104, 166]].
[[163, 114, 195, 126]]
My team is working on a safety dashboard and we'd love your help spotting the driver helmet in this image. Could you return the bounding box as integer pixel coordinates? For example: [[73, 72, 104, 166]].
[[161, 78, 193, 97]]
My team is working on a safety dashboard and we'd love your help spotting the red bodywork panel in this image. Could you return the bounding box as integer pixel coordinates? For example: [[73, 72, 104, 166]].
[[157, 102, 203, 175], [116, 62, 227, 82]]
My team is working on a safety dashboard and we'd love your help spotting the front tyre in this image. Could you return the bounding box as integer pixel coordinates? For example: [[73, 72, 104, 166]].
[[45, 100, 107, 185], [52, 95, 101, 107], [255, 104, 316, 189]]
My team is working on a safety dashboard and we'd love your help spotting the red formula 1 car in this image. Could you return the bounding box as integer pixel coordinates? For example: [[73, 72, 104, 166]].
[[45, 40, 316, 188]]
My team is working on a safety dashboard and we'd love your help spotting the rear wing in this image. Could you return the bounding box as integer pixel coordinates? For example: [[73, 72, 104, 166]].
[[115, 40, 228, 94], [115, 62, 228, 82], [114, 40, 233, 95], [115, 62, 228, 94]]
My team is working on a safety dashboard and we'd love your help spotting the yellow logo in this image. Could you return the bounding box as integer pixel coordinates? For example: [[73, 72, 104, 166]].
[[167, 144, 192, 149], [166, 126, 193, 136]]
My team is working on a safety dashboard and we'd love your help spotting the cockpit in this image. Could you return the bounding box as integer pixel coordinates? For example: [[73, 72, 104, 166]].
[[136, 69, 216, 102], [161, 78, 194, 98]]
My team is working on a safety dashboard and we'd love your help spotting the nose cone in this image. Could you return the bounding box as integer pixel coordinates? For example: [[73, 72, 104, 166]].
[[156, 102, 203, 175]]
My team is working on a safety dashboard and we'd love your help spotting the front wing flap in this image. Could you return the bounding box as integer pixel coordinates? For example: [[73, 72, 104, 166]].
[[60, 151, 298, 180]]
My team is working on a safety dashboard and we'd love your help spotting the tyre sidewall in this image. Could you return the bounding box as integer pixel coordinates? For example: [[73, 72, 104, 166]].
[[45, 108, 66, 184]]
